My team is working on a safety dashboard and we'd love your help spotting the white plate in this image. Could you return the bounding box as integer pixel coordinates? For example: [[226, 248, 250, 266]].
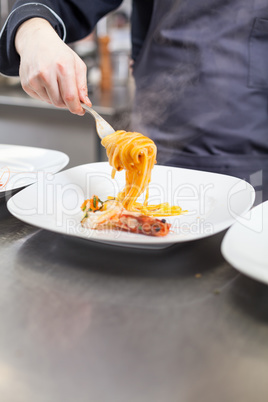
[[221, 201, 268, 283], [7, 162, 255, 248], [0, 144, 69, 198]]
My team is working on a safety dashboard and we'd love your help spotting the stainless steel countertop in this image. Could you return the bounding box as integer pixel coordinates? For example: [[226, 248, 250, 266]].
[[1, 197, 268, 402], [0, 83, 132, 116]]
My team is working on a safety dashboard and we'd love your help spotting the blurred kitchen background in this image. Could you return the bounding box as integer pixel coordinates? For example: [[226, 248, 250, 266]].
[[0, 0, 133, 167]]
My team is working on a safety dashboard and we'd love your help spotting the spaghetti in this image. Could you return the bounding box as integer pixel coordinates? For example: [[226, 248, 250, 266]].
[[101, 130, 184, 217]]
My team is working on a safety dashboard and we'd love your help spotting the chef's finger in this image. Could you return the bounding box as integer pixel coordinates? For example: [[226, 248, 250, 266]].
[[57, 66, 85, 115], [76, 58, 92, 107], [20, 66, 61, 106], [38, 76, 67, 108], [21, 80, 53, 104]]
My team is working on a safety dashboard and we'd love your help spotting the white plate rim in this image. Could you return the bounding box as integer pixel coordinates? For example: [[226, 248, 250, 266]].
[[221, 200, 268, 283], [0, 143, 69, 196]]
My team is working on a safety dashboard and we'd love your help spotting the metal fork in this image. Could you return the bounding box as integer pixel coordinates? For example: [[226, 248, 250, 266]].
[[81, 102, 115, 139]]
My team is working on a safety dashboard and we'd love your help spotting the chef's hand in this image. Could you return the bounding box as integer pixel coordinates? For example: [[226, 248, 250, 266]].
[[15, 18, 92, 115]]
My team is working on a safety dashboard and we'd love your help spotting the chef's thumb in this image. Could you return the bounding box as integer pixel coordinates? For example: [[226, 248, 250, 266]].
[[79, 89, 92, 107], [77, 63, 92, 107]]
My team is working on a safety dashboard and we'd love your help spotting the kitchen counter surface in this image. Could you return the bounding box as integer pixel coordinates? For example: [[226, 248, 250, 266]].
[[0, 83, 132, 116], [1, 197, 268, 402]]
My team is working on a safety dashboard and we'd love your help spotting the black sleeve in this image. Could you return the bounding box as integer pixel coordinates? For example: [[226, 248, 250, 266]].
[[0, 0, 123, 76]]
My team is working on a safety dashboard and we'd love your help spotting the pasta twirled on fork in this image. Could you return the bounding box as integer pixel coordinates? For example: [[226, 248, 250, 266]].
[[102, 130, 184, 217]]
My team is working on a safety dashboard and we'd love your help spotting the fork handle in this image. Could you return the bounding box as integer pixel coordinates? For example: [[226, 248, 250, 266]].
[[81, 102, 94, 115], [81, 102, 115, 139]]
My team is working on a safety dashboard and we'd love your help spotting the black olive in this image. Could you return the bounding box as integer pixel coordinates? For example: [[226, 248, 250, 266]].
[[161, 219, 166, 223]]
